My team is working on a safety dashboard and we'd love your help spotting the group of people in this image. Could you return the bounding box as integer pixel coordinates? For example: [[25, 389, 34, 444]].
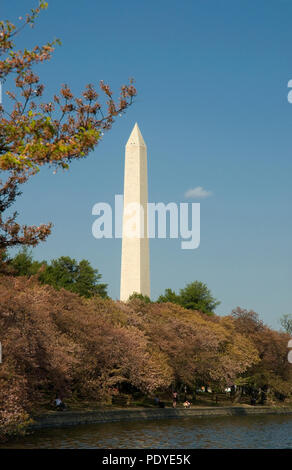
[[154, 392, 192, 409], [173, 391, 191, 408], [55, 391, 191, 412]]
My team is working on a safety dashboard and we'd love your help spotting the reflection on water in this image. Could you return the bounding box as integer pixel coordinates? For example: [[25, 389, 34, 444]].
[[1, 414, 292, 449]]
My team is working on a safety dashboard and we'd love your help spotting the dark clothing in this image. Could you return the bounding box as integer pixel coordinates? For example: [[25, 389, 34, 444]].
[[172, 392, 178, 408], [55, 398, 66, 411], [56, 402, 66, 411]]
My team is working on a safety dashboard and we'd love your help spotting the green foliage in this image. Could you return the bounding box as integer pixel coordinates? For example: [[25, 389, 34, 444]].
[[157, 281, 220, 314], [179, 281, 220, 314], [128, 292, 151, 303], [157, 288, 181, 305], [9, 251, 107, 298], [39, 256, 108, 299], [280, 314, 292, 335], [10, 247, 44, 276]]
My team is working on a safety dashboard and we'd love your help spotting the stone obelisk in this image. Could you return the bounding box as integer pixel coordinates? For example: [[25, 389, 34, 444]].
[[120, 123, 150, 301]]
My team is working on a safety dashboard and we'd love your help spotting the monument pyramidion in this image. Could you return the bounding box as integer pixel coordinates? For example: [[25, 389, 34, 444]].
[[120, 123, 150, 301]]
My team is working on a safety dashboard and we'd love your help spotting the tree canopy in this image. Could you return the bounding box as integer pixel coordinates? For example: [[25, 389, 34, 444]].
[[1, 276, 290, 440], [157, 288, 181, 305], [9, 249, 108, 298], [158, 281, 220, 314], [231, 307, 291, 400], [128, 292, 151, 303], [39, 256, 108, 298]]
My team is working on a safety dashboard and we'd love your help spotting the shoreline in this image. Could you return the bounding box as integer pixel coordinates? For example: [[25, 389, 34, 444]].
[[30, 405, 292, 431]]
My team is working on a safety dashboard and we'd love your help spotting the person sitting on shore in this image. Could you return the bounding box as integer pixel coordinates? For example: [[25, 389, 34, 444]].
[[154, 397, 165, 408], [55, 396, 66, 411], [154, 396, 160, 406], [183, 400, 191, 408]]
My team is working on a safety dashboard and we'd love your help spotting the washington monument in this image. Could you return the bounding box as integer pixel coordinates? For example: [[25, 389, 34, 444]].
[[120, 123, 150, 301]]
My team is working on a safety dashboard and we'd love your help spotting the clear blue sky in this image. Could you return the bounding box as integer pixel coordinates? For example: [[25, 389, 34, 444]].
[[2, 0, 292, 328]]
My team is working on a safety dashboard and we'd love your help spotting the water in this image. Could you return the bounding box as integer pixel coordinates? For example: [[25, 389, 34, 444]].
[[1, 414, 292, 449]]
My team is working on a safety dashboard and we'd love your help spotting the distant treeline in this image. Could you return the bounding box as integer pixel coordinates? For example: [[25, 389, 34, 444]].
[[4, 249, 221, 314]]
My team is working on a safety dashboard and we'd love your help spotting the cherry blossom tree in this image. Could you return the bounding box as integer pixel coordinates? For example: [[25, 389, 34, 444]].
[[0, 1, 136, 250]]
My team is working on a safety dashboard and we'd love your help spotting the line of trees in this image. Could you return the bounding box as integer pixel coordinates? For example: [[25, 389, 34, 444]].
[[0, 271, 291, 440], [5, 250, 221, 313]]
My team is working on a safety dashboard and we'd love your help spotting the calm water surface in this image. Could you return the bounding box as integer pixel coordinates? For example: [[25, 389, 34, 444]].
[[1, 414, 292, 449]]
